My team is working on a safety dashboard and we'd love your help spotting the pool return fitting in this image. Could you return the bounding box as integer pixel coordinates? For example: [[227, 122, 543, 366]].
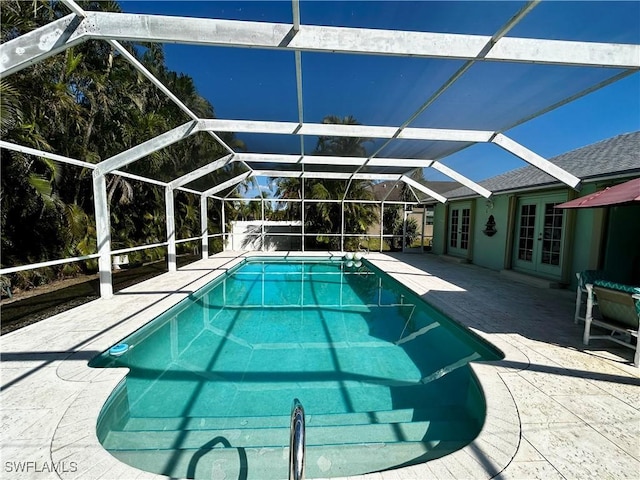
[[289, 398, 306, 480]]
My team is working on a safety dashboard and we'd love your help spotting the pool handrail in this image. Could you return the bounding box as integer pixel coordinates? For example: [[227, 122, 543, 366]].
[[289, 398, 306, 480]]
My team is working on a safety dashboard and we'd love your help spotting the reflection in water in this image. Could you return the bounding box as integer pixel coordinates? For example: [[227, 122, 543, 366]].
[[92, 258, 501, 479]]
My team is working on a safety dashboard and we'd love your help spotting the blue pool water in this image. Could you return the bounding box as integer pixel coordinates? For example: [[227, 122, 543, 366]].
[[91, 257, 502, 479]]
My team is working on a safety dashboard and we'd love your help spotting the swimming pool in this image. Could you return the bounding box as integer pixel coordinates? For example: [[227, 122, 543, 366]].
[[91, 256, 502, 479]]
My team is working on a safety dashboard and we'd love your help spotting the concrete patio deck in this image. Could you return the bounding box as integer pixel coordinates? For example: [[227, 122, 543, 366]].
[[1, 252, 638, 479]]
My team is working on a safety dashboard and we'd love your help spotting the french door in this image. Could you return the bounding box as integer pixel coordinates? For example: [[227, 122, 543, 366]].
[[513, 195, 566, 277], [448, 203, 471, 258]]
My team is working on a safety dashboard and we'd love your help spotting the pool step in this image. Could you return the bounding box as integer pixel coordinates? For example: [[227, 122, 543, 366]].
[[122, 406, 469, 432], [103, 407, 478, 478], [104, 420, 444, 450], [109, 439, 463, 479], [131, 379, 461, 418]]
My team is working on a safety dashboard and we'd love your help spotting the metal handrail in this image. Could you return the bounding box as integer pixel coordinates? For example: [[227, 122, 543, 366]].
[[289, 398, 306, 480]]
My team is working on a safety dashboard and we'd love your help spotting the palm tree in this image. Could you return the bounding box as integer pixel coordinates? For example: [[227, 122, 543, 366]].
[[383, 169, 425, 250], [315, 115, 370, 157], [273, 177, 301, 221], [0, 0, 245, 288], [274, 115, 378, 250]]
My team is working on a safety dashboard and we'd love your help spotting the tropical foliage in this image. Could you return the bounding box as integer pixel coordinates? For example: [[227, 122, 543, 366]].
[[273, 115, 379, 250], [383, 208, 419, 250], [0, 2, 416, 294], [383, 169, 425, 250], [0, 1, 238, 289]]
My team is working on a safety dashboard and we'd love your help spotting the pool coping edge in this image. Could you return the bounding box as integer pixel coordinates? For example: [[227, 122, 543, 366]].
[[49, 251, 520, 480]]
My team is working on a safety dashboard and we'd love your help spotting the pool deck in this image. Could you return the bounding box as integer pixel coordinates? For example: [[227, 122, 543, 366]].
[[1, 251, 638, 479]]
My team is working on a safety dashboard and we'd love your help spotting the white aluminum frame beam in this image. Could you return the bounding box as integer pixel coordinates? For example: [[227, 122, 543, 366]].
[[203, 172, 252, 196], [107, 40, 236, 156], [200, 196, 209, 259], [0, 14, 84, 76], [0, 139, 200, 190], [492, 134, 582, 189], [61, 0, 85, 17], [236, 153, 433, 169], [222, 182, 245, 200], [431, 161, 492, 198], [401, 176, 448, 204], [95, 121, 199, 175], [1, 140, 95, 170], [2, 12, 639, 77], [92, 172, 112, 298], [165, 187, 177, 272], [292, 0, 305, 156], [0, 253, 100, 275], [64, 0, 236, 157], [251, 170, 403, 181], [224, 196, 398, 205], [199, 119, 494, 142], [486, 37, 640, 68], [169, 154, 234, 188]]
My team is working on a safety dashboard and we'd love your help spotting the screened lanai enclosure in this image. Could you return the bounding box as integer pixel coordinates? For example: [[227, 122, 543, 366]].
[[1, 0, 639, 298]]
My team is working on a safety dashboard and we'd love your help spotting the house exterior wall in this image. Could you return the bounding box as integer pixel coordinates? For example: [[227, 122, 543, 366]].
[[433, 196, 511, 271], [471, 195, 512, 272], [427, 132, 640, 290], [431, 183, 636, 291], [567, 183, 602, 283], [432, 203, 447, 255]]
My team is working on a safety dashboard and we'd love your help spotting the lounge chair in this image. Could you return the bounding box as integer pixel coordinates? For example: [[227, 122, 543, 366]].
[[584, 280, 640, 367], [574, 270, 607, 323]]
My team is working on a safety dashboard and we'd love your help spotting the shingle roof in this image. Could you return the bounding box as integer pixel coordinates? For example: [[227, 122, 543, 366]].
[[445, 131, 640, 200], [372, 180, 461, 201]]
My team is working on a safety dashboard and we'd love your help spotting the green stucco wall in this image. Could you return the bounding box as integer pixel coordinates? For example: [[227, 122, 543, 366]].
[[432, 196, 510, 271], [565, 183, 640, 289], [431, 181, 637, 290], [432, 203, 447, 255], [470, 196, 511, 271], [568, 183, 602, 289]]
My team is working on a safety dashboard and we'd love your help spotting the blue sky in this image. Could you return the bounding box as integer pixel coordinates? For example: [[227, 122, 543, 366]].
[[119, 1, 640, 186]]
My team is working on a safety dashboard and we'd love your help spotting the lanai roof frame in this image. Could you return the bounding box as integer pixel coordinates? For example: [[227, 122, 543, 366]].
[[0, 0, 638, 297]]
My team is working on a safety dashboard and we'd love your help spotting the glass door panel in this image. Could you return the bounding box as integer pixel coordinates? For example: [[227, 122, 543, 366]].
[[517, 204, 536, 263], [537, 201, 564, 275], [448, 203, 471, 258], [513, 196, 565, 278], [450, 209, 459, 248], [460, 208, 471, 250]]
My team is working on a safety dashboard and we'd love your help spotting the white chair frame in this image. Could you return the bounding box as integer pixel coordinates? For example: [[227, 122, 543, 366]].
[[584, 283, 640, 367]]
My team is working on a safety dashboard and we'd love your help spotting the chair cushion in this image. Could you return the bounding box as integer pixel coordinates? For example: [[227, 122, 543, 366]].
[[593, 279, 640, 295], [593, 282, 640, 328], [578, 270, 607, 288]]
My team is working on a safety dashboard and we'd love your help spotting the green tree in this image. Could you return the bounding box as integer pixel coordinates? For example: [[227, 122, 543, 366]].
[[315, 115, 369, 157], [0, 0, 242, 289], [383, 208, 419, 250], [274, 115, 378, 250], [382, 169, 425, 250]]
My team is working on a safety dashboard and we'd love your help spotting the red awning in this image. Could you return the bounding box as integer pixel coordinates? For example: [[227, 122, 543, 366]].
[[556, 177, 640, 209]]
